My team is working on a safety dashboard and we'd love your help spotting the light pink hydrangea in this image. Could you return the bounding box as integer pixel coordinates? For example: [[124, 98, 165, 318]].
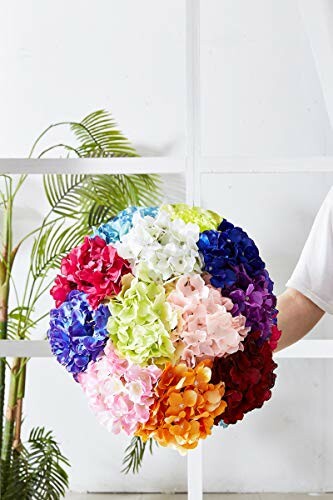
[[167, 274, 250, 366], [78, 341, 161, 435]]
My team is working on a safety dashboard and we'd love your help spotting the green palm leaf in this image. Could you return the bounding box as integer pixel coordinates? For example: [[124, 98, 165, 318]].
[[71, 109, 138, 158], [31, 219, 88, 279], [40, 110, 162, 225], [43, 174, 86, 218], [121, 436, 156, 474], [1, 428, 69, 500]]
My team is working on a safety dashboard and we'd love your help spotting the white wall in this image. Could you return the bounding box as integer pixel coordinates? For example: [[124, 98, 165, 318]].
[[2, 0, 333, 493]]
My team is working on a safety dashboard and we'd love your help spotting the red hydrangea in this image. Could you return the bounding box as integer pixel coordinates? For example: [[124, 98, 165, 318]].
[[211, 329, 279, 425], [50, 236, 131, 309], [268, 324, 282, 351], [50, 275, 76, 308]]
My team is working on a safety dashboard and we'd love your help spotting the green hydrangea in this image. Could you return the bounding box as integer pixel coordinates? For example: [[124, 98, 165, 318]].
[[108, 276, 178, 366], [162, 203, 222, 232]]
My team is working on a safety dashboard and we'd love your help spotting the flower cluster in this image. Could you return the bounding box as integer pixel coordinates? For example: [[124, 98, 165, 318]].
[[94, 206, 158, 244], [108, 275, 177, 366], [211, 330, 280, 425], [223, 265, 277, 340], [51, 236, 131, 309], [198, 219, 265, 289], [48, 204, 279, 454], [167, 274, 250, 366], [48, 290, 110, 374], [79, 341, 161, 434], [135, 360, 226, 453], [115, 210, 202, 282], [162, 204, 221, 232]]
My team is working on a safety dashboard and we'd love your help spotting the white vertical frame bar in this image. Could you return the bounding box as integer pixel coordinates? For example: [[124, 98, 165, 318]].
[[186, 0, 203, 498], [186, 0, 201, 206], [298, 0, 333, 134]]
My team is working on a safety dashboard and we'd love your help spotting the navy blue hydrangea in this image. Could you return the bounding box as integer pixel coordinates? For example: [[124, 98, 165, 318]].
[[93, 206, 158, 244], [48, 290, 110, 375], [197, 218, 265, 289]]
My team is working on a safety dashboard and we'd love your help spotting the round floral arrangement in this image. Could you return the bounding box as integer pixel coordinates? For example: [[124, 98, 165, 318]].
[[48, 204, 280, 453]]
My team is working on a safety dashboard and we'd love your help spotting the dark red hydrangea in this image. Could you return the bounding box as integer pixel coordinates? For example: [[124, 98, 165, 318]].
[[211, 330, 279, 425], [50, 236, 131, 309]]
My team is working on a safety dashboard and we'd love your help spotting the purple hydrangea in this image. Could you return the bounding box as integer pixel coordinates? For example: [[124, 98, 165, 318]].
[[47, 290, 110, 375], [223, 265, 277, 340]]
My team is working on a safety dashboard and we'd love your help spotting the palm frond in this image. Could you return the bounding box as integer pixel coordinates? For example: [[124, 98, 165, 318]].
[[1, 428, 69, 500], [43, 174, 86, 218], [7, 307, 36, 340], [121, 436, 156, 474], [71, 109, 138, 158], [31, 219, 88, 279], [27, 427, 70, 500], [1, 450, 33, 500]]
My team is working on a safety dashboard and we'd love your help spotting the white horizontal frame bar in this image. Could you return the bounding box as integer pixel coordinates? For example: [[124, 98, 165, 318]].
[[0, 158, 187, 175], [200, 156, 333, 173], [1, 339, 333, 359], [2, 157, 333, 175], [0, 340, 52, 357], [274, 340, 333, 358]]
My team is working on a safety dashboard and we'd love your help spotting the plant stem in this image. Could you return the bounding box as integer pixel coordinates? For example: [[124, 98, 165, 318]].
[[13, 360, 26, 451], [1, 358, 20, 490], [0, 184, 12, 453]]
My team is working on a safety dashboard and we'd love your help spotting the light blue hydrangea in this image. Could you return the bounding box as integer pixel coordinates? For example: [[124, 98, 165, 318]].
[[93, 206, 158, 244]]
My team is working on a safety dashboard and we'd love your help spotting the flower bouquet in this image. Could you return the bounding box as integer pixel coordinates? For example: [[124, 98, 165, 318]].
[[48, 204, 280, 454]]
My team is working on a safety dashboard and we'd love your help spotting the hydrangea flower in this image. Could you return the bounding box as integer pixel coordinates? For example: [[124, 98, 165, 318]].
[[94, 206, 158, 244], [223, 265, 277, 340], [78, 341, 161, 435], [162, 204, 222, 232], [211, 330, 279, 425], [48, 290, 110, 375], [51, 236, 131, 309], [107, 275, 178, 366], [167, 274, 250, 366], [198, 220, 265, 289], [135, 360, 226, 453], [115, 210, 202, 282]]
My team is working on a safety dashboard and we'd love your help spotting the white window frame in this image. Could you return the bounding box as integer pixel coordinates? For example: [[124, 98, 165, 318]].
[[1, 1, 333, 497]]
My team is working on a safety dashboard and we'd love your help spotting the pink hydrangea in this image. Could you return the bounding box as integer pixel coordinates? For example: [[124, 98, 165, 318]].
[[167, 274, 250, 366], [78, 341, 161, 435]]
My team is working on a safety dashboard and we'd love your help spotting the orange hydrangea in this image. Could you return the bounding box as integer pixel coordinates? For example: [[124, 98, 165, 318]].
[[135, 359, 227, 453]]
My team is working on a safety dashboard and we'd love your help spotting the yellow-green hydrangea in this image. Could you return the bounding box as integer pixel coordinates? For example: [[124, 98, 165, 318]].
[[108, 276, 178, 366], [162, 203, 222, 232]]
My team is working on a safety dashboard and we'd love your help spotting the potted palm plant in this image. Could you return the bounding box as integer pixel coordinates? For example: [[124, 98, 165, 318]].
[[0, 110, 162, 498]]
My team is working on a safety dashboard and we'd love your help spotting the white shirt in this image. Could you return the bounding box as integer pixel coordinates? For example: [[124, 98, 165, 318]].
[[286, 187, 333, 314]]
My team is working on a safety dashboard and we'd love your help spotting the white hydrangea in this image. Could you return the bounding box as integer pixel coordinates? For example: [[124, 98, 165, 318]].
[[115, 211, 202, 282]]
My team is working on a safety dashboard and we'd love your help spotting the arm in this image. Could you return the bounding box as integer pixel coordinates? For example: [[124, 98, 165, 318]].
[[275, 288, 325, 352]]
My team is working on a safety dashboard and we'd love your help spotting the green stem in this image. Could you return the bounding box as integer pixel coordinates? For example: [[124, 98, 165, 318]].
[[0, 185, 12, 455], [13, 361, 26, 451], [1, 358, 20, 491], [28, 121, 102, 158], [37, 143, 82, 158]]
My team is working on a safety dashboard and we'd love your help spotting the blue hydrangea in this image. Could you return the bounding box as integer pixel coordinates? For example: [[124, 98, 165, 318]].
[[197, 218, 265, 289], [47, 290, 110, 375], [93, 206, 159, 244]]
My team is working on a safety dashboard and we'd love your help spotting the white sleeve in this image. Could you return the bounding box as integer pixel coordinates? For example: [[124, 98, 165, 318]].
[[286, 187, 333, 314]]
